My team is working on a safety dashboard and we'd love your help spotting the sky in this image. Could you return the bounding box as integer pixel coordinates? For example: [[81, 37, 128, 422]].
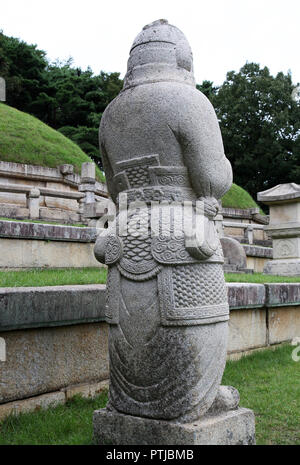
[[1, 0, 300, 86]]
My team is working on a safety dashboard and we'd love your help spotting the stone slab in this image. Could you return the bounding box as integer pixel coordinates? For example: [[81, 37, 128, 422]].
[[93, 407, 255, 445], [0, 323, 109, 403], [227, 283, 265, 309], [222, 207, 259, 220], [246, 256, 268, 273], [0, 380, 109, 421], [0, 220, 97, 242], [243, 244, 273, 258], [0, 391, 65, 421], [268, 306, 300, 344], [0, 284, 106, 331], [0, 161, 80, 186], [227, 308, 267, 353], [64, 380, 109, 400], [263, 258, 300, 276], [2, 282, 299, 332], [0, 238, 101, 269], [265, 283, 300, 307]]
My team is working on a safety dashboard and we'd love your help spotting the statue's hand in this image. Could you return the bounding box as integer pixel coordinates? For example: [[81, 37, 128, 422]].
[[184, 197, 219, 260]]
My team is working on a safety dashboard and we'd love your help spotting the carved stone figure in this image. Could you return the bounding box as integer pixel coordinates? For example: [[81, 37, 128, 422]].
[[93, 20, 255, 444]]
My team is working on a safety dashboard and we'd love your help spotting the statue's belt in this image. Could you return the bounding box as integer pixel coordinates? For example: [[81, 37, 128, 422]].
[[103, 233, 224, 272], [117, 186, 197, 203]]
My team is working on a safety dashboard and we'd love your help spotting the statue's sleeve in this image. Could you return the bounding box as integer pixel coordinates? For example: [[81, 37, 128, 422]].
[[99, 127, 118, 204], [177, 91, 232, 200]]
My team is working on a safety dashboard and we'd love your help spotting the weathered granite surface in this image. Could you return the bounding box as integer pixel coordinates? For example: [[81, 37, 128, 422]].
[[0, 220, 98, 242], [220, 236, 248, 272], [0, 284, 106, 331], [243, 244, 273, 258], [93, 19, 254, 444], [0, 322, 109, 403], [258, 183, 300, 275], [94, 19, 233, 424], [0, 77, 5, 102], [93, 403, 255, 445], [227, 283, 265, 309], [2, 282, 298, 332]]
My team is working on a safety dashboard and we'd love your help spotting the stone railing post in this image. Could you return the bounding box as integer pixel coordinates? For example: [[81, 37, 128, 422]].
[[0, 77, 6, 102], [26, 188, 40, 219], [79, 163, 96, 215], [214, 202, 224, 238], [258, 183, 300, 275], [245, 225, 254, 245]]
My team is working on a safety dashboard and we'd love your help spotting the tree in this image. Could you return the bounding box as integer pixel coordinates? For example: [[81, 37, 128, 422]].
[[206, 63, 300, 199], [196, 80, 217, 100], [0, 31, 123, 169], [0, 31, 48, 112]]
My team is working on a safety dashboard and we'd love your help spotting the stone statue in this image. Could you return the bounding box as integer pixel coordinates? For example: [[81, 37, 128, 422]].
[[93, 19, 255, 444]]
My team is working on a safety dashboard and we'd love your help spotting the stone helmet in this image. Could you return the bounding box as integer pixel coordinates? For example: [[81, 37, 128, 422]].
[[123, 19, 195, 90]]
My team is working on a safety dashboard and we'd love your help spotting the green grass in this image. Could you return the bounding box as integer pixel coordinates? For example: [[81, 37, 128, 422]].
[[0, 103, 105, 182], [225, 272, 300, 283], [0, 345, 299, 444], [0, 392, 108, 445], [0, 267, 107, 287], [0, 269, 299, 288], [222, 345, 300, 445], [222, 183, 264, 213]]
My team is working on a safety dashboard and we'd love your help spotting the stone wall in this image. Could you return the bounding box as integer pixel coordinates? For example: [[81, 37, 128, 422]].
[[0, 220, 272, 270], [0, 220, 100, 269], [222, 206, 270, 246], [0, 161, 107, 224], [0, 282, 299, 416], [243, 244, 273, 273]]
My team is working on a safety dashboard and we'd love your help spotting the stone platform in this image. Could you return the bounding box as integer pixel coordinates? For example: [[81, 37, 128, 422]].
[[93, 407, 255, 445]]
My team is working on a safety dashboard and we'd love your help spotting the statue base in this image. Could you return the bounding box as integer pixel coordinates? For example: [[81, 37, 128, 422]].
[[93, 407, 255, 445]]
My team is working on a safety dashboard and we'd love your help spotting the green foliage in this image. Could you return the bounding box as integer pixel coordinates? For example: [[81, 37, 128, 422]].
[[58, 125, 99, 161], [222, 344, 300, 445], [205, 63, 300, 200], [225, 272, 300, 283], [221, 182, 262, 210], [0, 267, 107, 287], [0, 265, 298, 287], [0, 103, 105, 181], [0, 32, 123, 169], [196, 80, 218, 100], [0, 391, 108, 445], [2, 30, 299, 198], [0, 31, 48, 113]]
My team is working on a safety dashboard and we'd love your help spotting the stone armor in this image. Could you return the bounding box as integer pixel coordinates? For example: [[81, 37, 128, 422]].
[[95, 19, 233, 422]]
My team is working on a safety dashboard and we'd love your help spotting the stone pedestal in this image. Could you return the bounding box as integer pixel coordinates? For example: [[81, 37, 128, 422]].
[[93, 407, 255, 445], [257, 183, 300, 276]]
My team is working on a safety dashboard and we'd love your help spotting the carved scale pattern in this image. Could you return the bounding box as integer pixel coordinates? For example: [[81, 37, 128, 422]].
[[172, 263, 227, 308], [122, 208, 152, 263], [126, 166, 150, 187]]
